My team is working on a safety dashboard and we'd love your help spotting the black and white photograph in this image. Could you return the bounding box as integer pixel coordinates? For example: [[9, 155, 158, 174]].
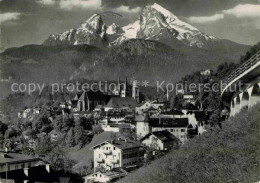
[[0, 0, 260, 182]]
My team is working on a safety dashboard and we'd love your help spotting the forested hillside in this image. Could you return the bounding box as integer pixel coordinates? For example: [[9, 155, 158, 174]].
[[118, 104, 260, 183]]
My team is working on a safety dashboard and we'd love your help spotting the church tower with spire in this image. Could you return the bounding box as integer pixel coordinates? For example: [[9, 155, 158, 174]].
[[132, 80, 140, 103]]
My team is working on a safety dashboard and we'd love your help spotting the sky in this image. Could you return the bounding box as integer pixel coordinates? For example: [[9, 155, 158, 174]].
[[0, 0, 260, 50]]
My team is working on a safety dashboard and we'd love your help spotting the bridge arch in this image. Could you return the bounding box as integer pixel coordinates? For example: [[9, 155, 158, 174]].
[[234, 96, 241, 114], [241, 91, 249, 109], [249, 83, 260, 107], [230, 99, 236, 116]]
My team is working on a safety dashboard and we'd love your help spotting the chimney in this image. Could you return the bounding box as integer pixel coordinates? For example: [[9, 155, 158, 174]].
[[125, 138, 127, 143]]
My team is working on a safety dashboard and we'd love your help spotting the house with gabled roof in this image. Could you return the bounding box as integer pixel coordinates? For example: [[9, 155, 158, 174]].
[[140, 130, 180, 151], [135, 100, 152, 115], [90, 139, 142, 171]]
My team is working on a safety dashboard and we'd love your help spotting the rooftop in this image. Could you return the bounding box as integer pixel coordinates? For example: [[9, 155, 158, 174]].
[[91, 139, 142, 150], [0, 150, 42, 165], [106, 97, 137, 108], [140, 130, 178, 142], [149, 118, 189, 128]]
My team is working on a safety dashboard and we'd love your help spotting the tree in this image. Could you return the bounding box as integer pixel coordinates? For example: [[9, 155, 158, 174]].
[[65, 127, 75, 147], [0, 121, 8, 135], [92, 124, 104, 135]]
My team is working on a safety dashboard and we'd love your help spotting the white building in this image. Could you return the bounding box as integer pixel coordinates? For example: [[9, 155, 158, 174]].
[[18, 109, 33, 119], [84, 168, 128, 183], [91, 139, 142, 171], [140, 130, 180, 151], [135, 115, 150, 139], [135, 101, 152, 115], [200, 69, 211, 76]]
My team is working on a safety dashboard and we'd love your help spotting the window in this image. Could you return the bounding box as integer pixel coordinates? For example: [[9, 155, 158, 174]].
[[170, 129, 173, 132], [114, 147, 116, 150], [181, 129, 185, 132]]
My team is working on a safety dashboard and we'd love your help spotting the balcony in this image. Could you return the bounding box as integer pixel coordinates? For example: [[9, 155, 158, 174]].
[[103, 150, 112, 155], [110, 159, 119, 164], [95, 158, 104, 163]]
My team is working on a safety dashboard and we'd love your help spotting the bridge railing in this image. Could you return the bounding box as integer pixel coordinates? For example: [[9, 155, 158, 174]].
[[222, 50, 260, 89]]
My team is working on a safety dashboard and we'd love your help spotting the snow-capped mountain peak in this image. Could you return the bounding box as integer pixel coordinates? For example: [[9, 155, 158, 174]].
[[106, 23, 120, 35], [43, 3, 217, 49], [150, 3, 199, 33]]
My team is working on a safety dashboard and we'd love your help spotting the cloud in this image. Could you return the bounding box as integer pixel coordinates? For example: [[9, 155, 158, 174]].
[[188, 14, 224, 24], [37, 0, 55, 5], [0, 12, 21, 24], [59, 0, 102, 10], [115, 5, 141, 13], [188, 4, 260, 24], [222, 4, 260, 18], [37, 0, 102, 10]]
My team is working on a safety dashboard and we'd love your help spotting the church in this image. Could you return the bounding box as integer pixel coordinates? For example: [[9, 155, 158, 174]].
[[112, 78, 140, 103], [72, 78, 140, 112]]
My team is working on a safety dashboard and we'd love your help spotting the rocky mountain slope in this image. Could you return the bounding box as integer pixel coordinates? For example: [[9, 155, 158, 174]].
[[43, 3, 242, 50]]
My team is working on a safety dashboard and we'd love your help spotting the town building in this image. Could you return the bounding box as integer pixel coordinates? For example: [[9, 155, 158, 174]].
[[135, 101, 152, 115], [0, 149, 80, 182], [104, 97, 138, 112], [74, 90, 108, 111], [200, 69, 212, 76], [90, 139, 142, 171], [18, 108, 32, 119], [149, 118, 189, 143], [140, 130, 180, 151], [135, 115, 150, 139], [161, 109, 184, 118], [84, 168, 128, 183]]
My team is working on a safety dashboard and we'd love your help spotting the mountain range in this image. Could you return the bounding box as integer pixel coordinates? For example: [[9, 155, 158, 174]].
[[0, 3, 250, 98], [43, 3, 224, 49]]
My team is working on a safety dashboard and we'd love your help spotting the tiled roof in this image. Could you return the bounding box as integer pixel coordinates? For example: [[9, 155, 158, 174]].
[[0, 151, 42, 165], [91, 139, 141, 150], [106, 97, 137, 108], [140, 130, 178, 142]]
